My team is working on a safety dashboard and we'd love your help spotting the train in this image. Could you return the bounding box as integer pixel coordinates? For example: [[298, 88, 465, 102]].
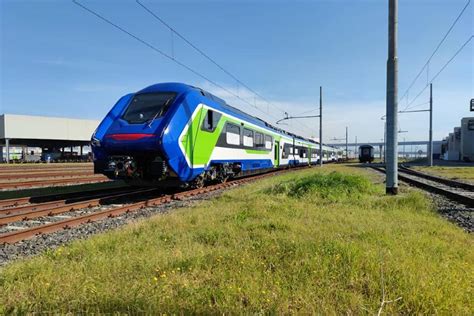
[[358, 145, 374, 163], [92, 83, 342, 187]]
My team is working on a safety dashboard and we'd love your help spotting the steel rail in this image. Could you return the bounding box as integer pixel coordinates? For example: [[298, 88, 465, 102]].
[[0, 171, 94, 180], [0, 167, 92, 173], [399, 165, 474, 191], [0, 185, 134, 210], [0, 166, 310, 244], [371, 166, 474, 208], [0, 197, 32, 209], [0, 187, 153, 216], [0, 188, 157, 225], [0, 176, 108, 190]]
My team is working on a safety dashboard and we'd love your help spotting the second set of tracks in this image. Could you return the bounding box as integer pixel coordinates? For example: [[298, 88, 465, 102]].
[[371, 165, 474, 208]]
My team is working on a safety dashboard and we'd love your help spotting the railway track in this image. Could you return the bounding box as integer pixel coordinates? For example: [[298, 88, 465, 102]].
[[0, 175, 108, 190], [0, 166, 308, 244], [0, 166, 92, 173], [0, 171, 94, 181], [371, 166, 474, 208]]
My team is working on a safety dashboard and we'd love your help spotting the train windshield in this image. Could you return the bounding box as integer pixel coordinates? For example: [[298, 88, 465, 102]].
[[122, 92, 177, 124]]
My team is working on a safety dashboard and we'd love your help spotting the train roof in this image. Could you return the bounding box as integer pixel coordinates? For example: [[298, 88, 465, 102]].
[[138, 82, 329, 148]]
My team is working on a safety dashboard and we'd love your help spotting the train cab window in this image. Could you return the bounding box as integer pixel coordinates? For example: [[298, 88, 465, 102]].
[[122, 92, 176, 124], [226, 123, 240, 145], [201, 110, 222, 132], [243, 128, 254, 147], [294, 148, 299, 155], [255, 132, 264, 148], [265, 135, 273, 149]]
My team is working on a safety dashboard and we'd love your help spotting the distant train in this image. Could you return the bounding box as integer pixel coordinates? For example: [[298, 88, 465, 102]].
[[92, 83, 340, 187], [358, 145, 375, 163]]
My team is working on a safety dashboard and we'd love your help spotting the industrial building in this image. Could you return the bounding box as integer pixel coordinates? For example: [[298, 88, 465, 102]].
[[441, 117, 474, 162], [0, 114, 100, 163]]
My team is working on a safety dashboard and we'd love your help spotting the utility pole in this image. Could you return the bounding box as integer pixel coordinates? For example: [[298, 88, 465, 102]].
[[355, 136, 358, 158], [319, 86, 323, 167], [276, 87, 323, 165], [403, 137, 406, 161], [345, 126, 348, 160], [386, 0, 399, 195], [428, 83, 433, 166], [5, 139, 9, 164]]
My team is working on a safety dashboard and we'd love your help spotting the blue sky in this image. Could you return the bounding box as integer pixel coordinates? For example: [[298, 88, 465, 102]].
[[1, 0, 472, 143]]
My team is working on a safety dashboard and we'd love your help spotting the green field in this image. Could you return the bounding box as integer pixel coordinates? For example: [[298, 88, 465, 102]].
[[0, 165, 472, 314], [412, 166, 474, 183]]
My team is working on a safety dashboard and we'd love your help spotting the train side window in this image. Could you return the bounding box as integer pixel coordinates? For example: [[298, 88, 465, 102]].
[[282, 143, 291, 159], [299, 147, 306, 158], [255, 132, 264, 148], [243, 128, 254, 147], [202, 110, 221, 132], [226, 123, 240, 145], [265, 135, 272, 149]]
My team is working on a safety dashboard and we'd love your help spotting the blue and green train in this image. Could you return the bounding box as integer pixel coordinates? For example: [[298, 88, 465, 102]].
[[92, 83, 342, 187]]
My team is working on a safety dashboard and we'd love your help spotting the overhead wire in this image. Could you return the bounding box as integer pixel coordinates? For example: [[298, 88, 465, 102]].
[[402, 101, 430, 112], [403, 35, 473, 109], [135, 0, 289, 116], [400, 0, 471, 111], [72, 0, 284, 123], [296, 107, 321, 116]]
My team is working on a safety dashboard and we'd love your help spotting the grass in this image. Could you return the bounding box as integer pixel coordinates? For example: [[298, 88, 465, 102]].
[[412, 166, 474, 183], [0, 165, 472, 314]]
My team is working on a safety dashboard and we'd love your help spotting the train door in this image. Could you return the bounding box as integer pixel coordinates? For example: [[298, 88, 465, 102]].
[[274, 141, 280, 167], [292, 138, 296, 165]]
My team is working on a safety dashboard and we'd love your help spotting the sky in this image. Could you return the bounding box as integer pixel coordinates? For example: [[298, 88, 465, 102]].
[[1, 0, 473, 145]]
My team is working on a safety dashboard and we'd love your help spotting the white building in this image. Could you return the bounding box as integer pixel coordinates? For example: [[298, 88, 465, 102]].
[[0, 114, 100, 163]]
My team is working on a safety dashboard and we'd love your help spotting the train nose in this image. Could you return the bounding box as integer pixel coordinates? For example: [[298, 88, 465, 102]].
[[102, 133, 160, 154]]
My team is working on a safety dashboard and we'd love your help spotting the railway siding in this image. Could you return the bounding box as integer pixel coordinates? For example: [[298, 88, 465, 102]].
[[0, 165, 472, 314]]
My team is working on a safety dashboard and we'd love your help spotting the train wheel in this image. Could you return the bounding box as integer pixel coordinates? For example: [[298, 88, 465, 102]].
[[190, 175, 205, 189], [218, 175, 229, 183]]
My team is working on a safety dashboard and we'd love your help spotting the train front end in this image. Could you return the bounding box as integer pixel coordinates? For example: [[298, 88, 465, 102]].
[[92, 83, 188, 185]]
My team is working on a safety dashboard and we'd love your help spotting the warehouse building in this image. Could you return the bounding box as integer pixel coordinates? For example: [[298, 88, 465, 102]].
[[440, 117, 474, 162], [0, 114, 100, 163]]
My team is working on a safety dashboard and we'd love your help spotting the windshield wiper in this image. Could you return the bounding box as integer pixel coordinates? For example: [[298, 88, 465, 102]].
[[147, 98, 173, 128]]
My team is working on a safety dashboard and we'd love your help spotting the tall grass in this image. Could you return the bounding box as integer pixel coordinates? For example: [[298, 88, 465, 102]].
[[267, 171, 375, 200], [0, 165, 472, 314]]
